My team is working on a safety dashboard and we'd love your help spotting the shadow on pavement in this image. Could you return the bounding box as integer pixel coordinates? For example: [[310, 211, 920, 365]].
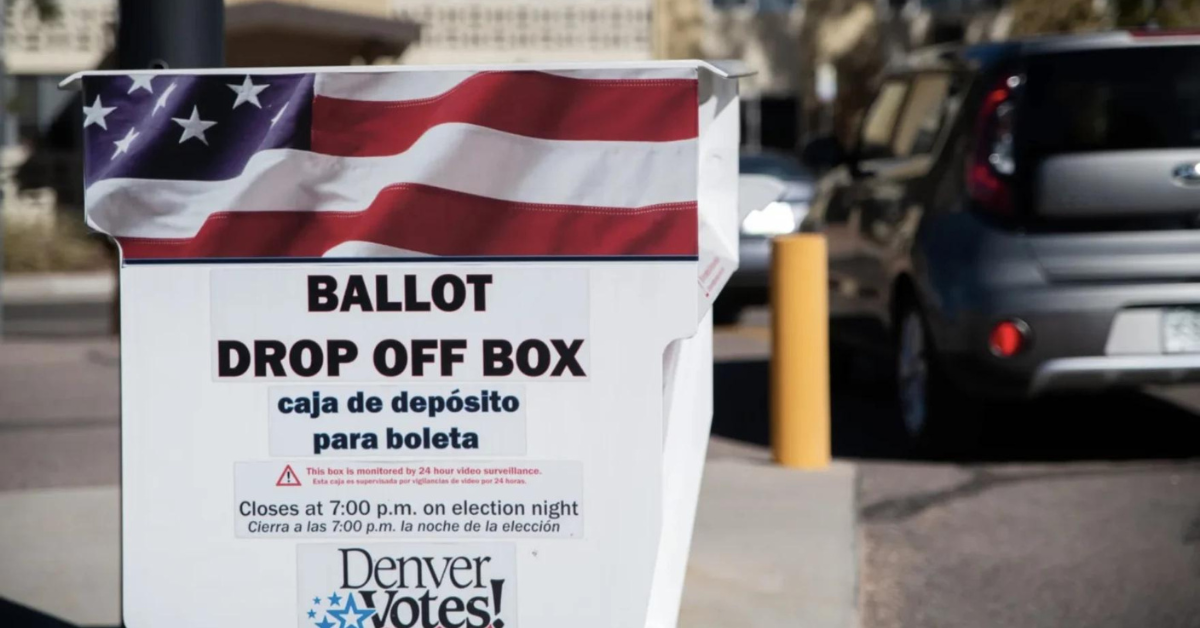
[[712, 314, 1200, 462], [0, 598, 91, 628], [1, 302, 114, 338]]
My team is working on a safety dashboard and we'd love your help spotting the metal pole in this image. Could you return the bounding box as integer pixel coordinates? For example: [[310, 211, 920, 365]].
[[747, 97, 762, 152], [118, 0, 224, 69]]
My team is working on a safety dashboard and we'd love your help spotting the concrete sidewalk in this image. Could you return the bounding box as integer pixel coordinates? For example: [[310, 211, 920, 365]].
[[0, 487, 120, 624], [0, 337, 859, 628], [682, 438, 858, 628]]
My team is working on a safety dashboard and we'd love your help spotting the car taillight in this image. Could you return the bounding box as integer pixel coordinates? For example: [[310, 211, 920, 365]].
[[989, 319, 1029, 358], [968, 74, 1020, 216]]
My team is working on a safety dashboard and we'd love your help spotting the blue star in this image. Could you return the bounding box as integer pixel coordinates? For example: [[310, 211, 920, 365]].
[[328, 592, 342, 606], [327, 595, 374, 628], [315, 617, 335, 628], [308, 609, 317, 618], [313, 596, 322, 605]]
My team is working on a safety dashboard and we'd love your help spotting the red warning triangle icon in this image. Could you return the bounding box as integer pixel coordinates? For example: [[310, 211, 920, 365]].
[[276, 464, 302, 487]]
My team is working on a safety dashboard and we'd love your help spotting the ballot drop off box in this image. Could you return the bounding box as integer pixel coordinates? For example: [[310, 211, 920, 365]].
[[69, 61, 745, 628]]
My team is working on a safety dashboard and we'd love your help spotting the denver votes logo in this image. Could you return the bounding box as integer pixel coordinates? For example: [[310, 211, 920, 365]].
[[298, 543, 516, 628]]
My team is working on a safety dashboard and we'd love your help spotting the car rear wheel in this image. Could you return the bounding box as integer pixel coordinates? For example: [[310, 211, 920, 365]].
[[895, 303, 983, 458]]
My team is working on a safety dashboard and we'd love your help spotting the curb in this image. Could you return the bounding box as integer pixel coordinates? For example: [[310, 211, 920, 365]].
[[1, 272, 115, 305]]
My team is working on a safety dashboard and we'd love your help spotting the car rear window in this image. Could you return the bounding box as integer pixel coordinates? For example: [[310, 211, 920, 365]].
[[1021, 46, 1200, 157]]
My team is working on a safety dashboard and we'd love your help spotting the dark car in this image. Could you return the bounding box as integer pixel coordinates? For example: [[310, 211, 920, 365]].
[[808, 31, 1200, 452], [716, 150, 814, 323]]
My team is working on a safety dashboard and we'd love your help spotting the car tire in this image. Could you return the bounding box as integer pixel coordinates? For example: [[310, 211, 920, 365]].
[[894, 300, 984, 458]]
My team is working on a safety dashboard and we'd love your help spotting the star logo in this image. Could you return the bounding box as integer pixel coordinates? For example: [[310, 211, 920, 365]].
[[327, 595, 374, 628], [312, 597, 321, 606], [307, 609, 317, 619], [228, 75, 269, 109], [111, 127, 139, 160], [127, 74, 155, 94], [82, 96, 116, 130], [314, 617, 335, 628], [328, 592, 342, 606], [171, 106, 217, 145]]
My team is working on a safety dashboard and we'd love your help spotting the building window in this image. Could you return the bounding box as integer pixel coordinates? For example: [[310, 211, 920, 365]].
[[711, 0, 797, 11]]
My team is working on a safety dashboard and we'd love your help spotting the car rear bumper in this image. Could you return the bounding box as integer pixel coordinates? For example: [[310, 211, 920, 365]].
[[931, 282, 1200, 398], [915, 212, 1200, 397], [1031, 354, 1200, 394]]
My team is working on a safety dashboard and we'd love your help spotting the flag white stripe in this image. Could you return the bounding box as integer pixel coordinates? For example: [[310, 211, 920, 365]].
[[85, 123, 697, 239], [314, 68, 697, 102], [315, 71, 477, 102], [321, 242, 433, 258]]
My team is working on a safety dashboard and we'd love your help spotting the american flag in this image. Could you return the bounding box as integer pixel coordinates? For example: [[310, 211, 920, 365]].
[[79, 68, 700, 262]]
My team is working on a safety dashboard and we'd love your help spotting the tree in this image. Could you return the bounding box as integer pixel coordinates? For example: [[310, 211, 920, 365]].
[[799, 0, 886, 145], [1114, 0, 1200, 28], [1010, 0, 1200, 36]]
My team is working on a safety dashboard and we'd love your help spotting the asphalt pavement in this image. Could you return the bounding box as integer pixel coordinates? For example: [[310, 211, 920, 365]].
[[831, 313, 1200, 628], [854, 385, 1200, 628]]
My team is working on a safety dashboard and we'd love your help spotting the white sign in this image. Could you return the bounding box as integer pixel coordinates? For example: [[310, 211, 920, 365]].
[[117, 261, 694, 628]]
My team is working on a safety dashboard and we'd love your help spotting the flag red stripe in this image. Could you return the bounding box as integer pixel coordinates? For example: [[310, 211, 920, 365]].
[[311, 72, 698, 158], [116, 184, 698, 260]]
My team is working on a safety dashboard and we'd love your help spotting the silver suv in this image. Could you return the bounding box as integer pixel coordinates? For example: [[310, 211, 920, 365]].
[[808, 31, 1200, 453]]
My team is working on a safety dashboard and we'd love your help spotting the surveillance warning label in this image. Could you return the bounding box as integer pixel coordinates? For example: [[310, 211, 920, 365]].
[[235, 461, 582, 539]]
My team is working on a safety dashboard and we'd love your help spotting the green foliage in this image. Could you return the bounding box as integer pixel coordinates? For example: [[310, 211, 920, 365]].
[[1010, 0, 1200, 35], [1115, 0, 1200, 28]]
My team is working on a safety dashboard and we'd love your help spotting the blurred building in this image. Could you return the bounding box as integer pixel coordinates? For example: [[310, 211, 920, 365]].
[[653, 0, 804, 150], [699, 0, 804, 151], [651, 0, 1023, 152], [3, 0, 108, 219], [393, 0, 654, 64]]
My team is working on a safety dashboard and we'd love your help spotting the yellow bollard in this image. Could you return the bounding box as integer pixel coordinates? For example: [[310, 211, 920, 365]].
[[770, 233, 831, 469]]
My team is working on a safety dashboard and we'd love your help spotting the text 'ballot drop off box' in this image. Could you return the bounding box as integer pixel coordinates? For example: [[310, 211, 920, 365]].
[[68, 60, 746, 628]]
